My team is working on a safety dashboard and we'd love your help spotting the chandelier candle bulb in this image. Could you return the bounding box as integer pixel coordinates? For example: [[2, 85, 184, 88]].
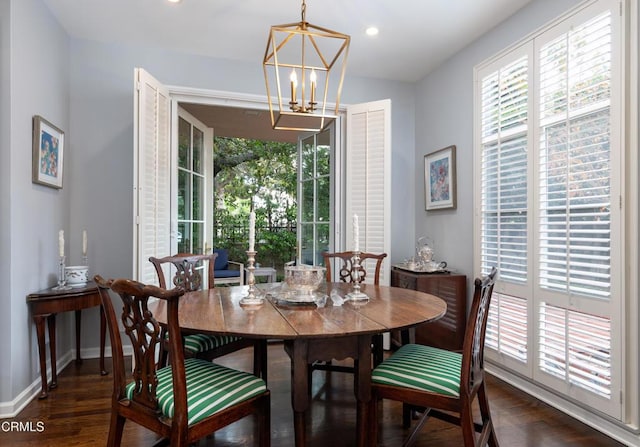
[[249, 211, 256, 252], [82, 230, 87, 257], [353, 214, 359, 252], [309, 69, 317, 105], [290, 70, 297, 104], [58, 230, 64, 258]]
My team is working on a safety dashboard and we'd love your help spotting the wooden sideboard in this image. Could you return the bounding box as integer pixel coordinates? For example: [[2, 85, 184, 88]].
[[391, 267, 467, 351]]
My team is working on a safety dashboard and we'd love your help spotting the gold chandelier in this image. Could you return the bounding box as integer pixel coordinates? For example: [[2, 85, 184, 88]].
[[263, 0, 350, 131]]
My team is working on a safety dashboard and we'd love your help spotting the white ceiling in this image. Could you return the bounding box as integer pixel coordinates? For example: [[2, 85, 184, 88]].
[[42, 0, 534, 141]]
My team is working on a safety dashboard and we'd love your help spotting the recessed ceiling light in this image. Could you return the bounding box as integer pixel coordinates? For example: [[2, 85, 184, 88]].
[[366, 27, 379, 37], [167, 0, 182, 3]]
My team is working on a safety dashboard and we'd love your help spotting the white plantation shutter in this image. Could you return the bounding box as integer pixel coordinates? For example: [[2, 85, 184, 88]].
[[479, 51, 531, 369], [533, 5, 620, 415], [480, 55, 530, 284], [486, 292, 528, 363], [133, 68, 171, 284], [537, 11, 612, 300], [346, 100, 391, 285], [476, 0, 622, 418], [538, 303, 612, 398]]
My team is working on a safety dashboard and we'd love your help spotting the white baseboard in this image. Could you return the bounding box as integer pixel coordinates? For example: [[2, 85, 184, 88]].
[[0, 346, 131, 419]]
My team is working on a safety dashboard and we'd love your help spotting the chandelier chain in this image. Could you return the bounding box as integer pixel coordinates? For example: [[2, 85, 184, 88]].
[[301, 0, 306, 23]]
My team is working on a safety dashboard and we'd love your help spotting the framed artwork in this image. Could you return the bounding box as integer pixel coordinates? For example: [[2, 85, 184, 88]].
[[425, 145, 456, 210], [32, 115, 65, 189]]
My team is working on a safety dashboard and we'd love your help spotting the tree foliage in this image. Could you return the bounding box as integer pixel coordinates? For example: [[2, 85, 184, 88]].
[[213, 137, 297, 270]]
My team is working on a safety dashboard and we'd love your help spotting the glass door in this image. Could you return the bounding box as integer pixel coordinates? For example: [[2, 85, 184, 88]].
[[176, 108, 213, 256], [298, 126, 334, 265]]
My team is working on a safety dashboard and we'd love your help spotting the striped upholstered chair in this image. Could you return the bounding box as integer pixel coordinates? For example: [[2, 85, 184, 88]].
[[370, 267, 498, 447], [150, 253, 267, 381], [94, 275, 270, 447]]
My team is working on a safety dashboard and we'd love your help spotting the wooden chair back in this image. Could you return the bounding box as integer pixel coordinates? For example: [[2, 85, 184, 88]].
[[95, 275, 187, 416], [322, 251, 387, 285], [461, 266, 497, 397], [150, 253, 217, 291], [95, 274, 271, 446]]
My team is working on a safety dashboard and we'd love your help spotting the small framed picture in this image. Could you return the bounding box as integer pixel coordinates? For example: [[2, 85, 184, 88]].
[[425, 145, 456, 211], [32, 115, 65, 189]]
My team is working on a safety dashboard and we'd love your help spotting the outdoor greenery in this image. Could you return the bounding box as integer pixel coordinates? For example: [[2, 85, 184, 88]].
[[213, 137, 297, 274]]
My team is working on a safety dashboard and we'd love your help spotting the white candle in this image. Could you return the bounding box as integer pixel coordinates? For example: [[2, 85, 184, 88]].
[[352, 214, 360, 252], [310, 69, 317, 104], [82, 230, 87, 257], [58, 230, 64, 258], [290, 70, 298, 103], [249, 211, 256, 252]]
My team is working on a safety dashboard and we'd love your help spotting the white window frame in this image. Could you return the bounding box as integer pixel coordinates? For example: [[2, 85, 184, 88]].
[[297, 126, 336, 266], [175, 107, 214, 257], [473, 0, 627, 421]]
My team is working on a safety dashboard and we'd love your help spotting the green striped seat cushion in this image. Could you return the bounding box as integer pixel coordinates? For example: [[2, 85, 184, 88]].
[[372, 344, 462, 397], [125, 358, 266, 425], [164, 332, 241, 354], [183, 334, 241, 354]]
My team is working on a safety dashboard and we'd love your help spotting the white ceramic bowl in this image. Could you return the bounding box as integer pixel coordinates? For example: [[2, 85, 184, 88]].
[[284, 265, 326, 295], [65, 265, 89, 285]]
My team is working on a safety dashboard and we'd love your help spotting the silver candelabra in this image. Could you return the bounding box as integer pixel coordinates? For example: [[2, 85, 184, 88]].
[[240, 250, 264, 306], [345, 251, 369, 301]]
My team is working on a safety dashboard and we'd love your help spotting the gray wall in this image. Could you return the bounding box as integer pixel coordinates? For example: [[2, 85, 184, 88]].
[[0, 0, 12, 403], [2, 0, 71, 403], [415, 0, 584, 279]]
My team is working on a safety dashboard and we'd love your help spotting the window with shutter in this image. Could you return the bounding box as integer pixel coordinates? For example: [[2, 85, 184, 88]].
[[479, 52, 531, 369], [537, 11, 612, 301], [475, 0, 622, 419]]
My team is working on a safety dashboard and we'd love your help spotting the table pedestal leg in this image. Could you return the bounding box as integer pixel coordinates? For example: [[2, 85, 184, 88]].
[[34, 315, 49, 399], [285, 335, 373, 446], [47, 314, 58, 390], [75, 310, 82, 364], [355, 335, 372, 447], [286, 339, 310, 447]]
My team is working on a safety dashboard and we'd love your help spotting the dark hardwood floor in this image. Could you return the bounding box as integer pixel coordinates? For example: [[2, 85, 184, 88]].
[[2, 343, 625, 446]]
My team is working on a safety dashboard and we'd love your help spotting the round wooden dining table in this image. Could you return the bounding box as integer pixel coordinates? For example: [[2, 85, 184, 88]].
[[149, 281, 447, 447]]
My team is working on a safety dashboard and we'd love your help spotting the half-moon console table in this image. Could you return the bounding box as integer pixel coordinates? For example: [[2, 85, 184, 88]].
[[27, 281, 107, 399]]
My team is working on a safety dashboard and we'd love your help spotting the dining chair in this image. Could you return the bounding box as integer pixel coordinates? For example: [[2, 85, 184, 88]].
[[323, 251, 387, 286], [94, 275, 271, 447], [150, 253, 267, 381], [310, 251, 388, 378], [369, 267, 498, 447]]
